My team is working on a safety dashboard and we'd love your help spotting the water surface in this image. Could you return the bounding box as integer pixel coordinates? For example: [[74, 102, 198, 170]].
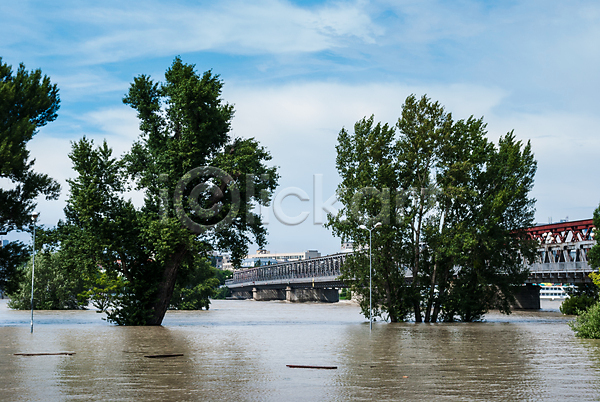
[[1, 299, 599, 401]]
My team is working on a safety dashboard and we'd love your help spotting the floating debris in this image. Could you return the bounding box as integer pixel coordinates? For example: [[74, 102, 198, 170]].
[[286, 364, 337, 370], [144, 354, 184, 358], [14, 352, 75, 356]]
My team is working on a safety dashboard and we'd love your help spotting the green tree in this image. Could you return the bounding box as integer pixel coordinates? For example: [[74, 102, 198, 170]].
[[569, 214, 600, 336], [432, 131, 537, 322], [212, 268, 233, 299], [0, 242, 29, 295], [328, 116, 411, 322], [79, 271, 127, 313], [560, 294, 597, 315], [329, 94, 537, 323], [8, 251, 87, 310], [170, 258, 220, 310], [0, 59, 61, 292], [586, 207, 600, 278], [569, 302, 600, 338], [61, 58, 277, 325]]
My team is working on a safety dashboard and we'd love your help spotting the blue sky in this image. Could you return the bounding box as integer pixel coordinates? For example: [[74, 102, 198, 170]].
[[2, 0, 600, 255]]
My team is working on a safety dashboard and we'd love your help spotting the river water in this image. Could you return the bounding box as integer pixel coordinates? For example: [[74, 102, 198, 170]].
[[1, 298, 599, 401]]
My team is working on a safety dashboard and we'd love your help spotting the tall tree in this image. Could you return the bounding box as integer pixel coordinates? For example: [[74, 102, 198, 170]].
[[328, 116, 412, 322], [8, 250, 87, 310], [395, 94, 453, 322], [62, 58, 277, 325], [0, 58, 60, 292], [329, 94, 537, 323]]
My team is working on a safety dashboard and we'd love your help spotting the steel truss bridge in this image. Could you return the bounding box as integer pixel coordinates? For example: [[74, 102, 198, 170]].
[[524, 219, 595, 283], [226, 218, 598, 298]]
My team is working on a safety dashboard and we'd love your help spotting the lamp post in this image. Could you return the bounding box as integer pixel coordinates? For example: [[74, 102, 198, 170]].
[[359, 222, 382, 331], [30, 212, 39, 333]]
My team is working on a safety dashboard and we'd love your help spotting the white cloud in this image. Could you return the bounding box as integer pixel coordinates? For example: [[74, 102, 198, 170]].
[[24, 0, 381, 65], [51, 71, 131, 101], [485, 111, 600, 223], [80, 107, 140, 150]]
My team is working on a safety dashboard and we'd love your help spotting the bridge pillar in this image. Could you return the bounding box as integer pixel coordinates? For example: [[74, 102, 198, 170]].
[[512, 284, 541, 309], [252, 287, 285, 301], [286, 287, 339, 303], [230, 289, 253, 299]]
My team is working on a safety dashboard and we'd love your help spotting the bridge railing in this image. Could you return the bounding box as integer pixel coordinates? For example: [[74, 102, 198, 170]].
[[224, 252, 598, 287], [225, 253, 348, 285], [527, 261, 592, 272]]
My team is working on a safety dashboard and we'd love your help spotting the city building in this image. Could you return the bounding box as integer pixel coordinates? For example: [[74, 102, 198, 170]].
[[220, 249, 321, 270], [241, 256, 279, 268], [248, 249, 321, 262]]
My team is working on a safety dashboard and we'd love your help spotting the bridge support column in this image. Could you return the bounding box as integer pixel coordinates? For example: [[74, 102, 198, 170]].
[[252, 287, 285, 301], [230, 289, 253, 299], [512, 284, 540, 309], [286, 287, 339, 303]]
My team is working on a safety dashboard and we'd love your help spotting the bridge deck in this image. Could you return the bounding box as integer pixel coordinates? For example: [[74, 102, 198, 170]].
[[227, 220, 599, 289]]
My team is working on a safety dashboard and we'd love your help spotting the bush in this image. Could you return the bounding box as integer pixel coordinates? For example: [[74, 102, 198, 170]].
[[569, 302, 600, 338], [340, 288, 352, 300], [8, 251, 87, 310], [560, 294, 597, 315], [213, 286, 231, 299]]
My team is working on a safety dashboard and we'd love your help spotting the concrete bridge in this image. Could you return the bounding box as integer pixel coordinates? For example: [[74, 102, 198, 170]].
[[225, 253, 348, 302], [225, 219, 598, 306]]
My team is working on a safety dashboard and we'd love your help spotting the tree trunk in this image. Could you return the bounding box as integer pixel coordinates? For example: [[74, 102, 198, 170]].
[[147, 244, 188, 325], [432, 260, 451, 323], [424, 261, 438, 323]]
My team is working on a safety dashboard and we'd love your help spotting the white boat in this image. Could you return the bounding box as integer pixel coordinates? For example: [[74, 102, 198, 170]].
[[539, 284, 570, 300]]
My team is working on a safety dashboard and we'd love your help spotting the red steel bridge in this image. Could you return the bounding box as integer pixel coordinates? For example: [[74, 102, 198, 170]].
[[524, 218, 595, 284], [226, 219, 597, 302]]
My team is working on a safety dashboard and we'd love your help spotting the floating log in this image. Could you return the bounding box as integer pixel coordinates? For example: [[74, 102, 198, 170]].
[[144, 353, 184, 358], [286, 364, 337, 370], [14, 352, 75, 356]]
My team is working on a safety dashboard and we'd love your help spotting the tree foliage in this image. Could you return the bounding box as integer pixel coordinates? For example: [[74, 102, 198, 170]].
[[60, 58, 277, 325], [0, 58, 60, 292], [328, 94, 537, 323], [170, 258, 220, 310], [569, 302, 600, 339], [8, 250, 87, 310], [560, 294, 597, 316], [568, 212, 600, 335]]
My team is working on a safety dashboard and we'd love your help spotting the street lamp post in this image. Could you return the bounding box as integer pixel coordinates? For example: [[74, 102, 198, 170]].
[[359, 222, 382, 331], [30, 212, 39, 333]]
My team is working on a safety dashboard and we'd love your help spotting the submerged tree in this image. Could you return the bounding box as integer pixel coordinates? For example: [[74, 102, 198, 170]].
[[61, 58, 278, 325], [328, 116, 411, 322], [329, 94, 537, 323], [0, 58, 61, 293], [570, 208, 600, 336], [8, 250, 87, 310]]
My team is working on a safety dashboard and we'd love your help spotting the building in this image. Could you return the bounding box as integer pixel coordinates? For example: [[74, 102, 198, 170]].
[[247, 249, 321, 263], [241, 256, 279, 268], [220, 249, 321, 270]]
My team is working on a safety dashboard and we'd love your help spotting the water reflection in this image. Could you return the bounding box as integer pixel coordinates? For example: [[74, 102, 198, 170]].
[[1, 300, 599, 401]]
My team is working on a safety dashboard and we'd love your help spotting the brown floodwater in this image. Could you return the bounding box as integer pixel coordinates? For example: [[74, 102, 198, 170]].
[[1, 299, 599, 401]]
